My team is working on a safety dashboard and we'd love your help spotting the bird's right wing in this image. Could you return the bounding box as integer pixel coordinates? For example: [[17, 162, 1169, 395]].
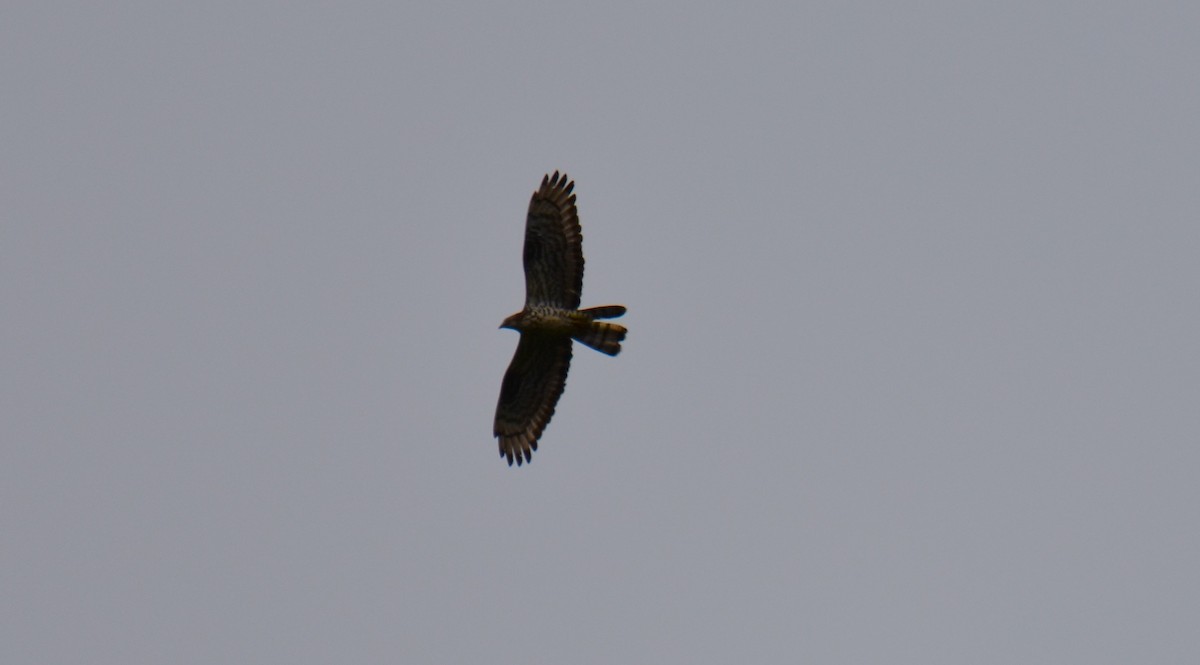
[[493, 333, 573, 466]]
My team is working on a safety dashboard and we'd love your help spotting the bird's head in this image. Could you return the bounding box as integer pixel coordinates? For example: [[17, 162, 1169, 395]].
[[499, 312, 524, 331]]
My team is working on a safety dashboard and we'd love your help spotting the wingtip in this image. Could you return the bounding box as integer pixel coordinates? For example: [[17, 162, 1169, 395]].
[[545, 170, 572, 190], [499, 434, 537, 467]]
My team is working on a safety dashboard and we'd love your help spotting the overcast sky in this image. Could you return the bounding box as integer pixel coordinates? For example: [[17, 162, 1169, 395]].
[[3, 2, 1198, 663]]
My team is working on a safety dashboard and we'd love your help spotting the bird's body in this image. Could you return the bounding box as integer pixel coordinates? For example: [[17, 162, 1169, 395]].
[[503, 306, 584, 335], [494, 172, 626, 466]]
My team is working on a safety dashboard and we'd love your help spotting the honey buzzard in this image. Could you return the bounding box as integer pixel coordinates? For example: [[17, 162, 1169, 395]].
[[494, 172, 626, 466]]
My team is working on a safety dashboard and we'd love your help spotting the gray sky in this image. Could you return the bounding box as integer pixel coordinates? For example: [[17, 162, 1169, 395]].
[[4, 1, 1198, 663]]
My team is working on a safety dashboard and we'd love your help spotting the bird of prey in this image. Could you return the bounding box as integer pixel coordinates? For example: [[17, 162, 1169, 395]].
[[494, 171, 626, 466]]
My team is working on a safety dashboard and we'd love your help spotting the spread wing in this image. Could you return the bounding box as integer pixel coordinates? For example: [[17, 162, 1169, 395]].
[[493, 333, 573, 466], [523, 171, 583, 309]]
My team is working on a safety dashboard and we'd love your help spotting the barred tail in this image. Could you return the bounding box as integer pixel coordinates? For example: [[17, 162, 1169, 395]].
[[580, 305, 626, 320], [574, 321, 627, 356]]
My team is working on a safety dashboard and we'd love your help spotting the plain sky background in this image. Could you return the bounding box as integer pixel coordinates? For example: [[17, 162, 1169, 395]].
[[3, 2, 1198, 663]]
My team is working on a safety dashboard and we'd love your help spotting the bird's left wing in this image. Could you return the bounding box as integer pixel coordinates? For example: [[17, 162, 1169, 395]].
[[522, 171, 584, 309]]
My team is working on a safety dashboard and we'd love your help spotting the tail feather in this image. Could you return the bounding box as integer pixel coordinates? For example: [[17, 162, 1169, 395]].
[[580, 305, 626, 320], [574, 321, 626, 356]]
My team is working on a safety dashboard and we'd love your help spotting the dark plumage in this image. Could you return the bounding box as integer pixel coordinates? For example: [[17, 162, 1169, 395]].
[[493, 172, 627, 466]]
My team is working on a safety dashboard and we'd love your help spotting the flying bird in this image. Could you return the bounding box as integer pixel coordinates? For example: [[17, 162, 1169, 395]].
[[494, 172, 627, 466]]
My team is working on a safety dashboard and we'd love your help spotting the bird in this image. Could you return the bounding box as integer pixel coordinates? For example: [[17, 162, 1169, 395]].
[[493, 171, 627, 466]]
